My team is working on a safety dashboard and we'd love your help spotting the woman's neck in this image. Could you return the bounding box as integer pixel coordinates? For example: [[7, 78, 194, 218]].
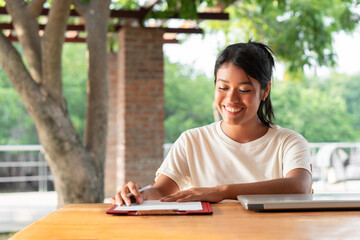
[[220, 119, 269, 143]]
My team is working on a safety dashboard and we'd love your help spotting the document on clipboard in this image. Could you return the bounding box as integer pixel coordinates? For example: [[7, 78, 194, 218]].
[[106, 200, 212, 215]]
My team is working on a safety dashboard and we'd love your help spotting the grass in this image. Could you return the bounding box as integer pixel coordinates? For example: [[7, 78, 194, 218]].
[[0, 233, 15, 240]]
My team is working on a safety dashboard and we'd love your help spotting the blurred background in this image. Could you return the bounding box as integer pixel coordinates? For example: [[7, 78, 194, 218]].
[[1, 0, 360, 237]]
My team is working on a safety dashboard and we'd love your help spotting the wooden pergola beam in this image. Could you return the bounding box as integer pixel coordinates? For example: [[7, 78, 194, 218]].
[[0, 23, 203, 34], [7, 36, 180, 44], [0, 6, 227, 43], [0, 7, 229, 21], [0, 23, 84, 31], [6, 35, 86, 43]]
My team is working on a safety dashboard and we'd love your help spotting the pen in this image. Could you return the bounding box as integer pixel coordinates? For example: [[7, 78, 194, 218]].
[[126, 184, 152, 198]]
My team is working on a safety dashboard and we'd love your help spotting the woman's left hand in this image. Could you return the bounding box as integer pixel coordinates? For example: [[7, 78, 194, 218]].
[[160, 186, 225, 203]]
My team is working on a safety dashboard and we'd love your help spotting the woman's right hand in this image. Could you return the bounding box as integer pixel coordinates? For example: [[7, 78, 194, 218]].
[[109, 175, 180, 206], [110, 181, 144, 206]]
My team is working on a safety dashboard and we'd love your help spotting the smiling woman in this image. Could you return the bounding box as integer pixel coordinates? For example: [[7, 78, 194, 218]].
[[214, 63, 270, 143], [111, 40, 313, 207]]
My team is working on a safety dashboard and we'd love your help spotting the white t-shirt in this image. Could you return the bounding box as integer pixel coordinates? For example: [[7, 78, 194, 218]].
[[156, 121, 311, 190]]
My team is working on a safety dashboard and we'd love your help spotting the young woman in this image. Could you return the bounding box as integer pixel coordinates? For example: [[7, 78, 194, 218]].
[[111, 41, 312, 206]]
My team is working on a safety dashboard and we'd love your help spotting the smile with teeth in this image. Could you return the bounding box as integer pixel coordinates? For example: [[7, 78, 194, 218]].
[[224, 106, 242, 113]]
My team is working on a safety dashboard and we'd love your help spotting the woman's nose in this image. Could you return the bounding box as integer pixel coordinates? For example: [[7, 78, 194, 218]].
[[227, 89, 240, 102]]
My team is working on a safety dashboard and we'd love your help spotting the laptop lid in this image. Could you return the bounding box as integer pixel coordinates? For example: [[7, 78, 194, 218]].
[[237, 193, 360, 211]]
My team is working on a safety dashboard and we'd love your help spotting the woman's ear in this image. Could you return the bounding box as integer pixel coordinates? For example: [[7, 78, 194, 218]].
[[262, 82, 271, 101]]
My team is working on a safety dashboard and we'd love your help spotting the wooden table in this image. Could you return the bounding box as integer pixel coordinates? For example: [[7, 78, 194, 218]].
[[10, 201, 360, 240]]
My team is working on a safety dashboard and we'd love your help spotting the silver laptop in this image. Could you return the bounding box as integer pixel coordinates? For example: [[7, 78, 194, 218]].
[[237, 193, 360, 211]]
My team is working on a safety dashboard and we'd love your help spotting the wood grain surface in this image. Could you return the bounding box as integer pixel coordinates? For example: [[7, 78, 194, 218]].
[[10, 201, 360, 240]]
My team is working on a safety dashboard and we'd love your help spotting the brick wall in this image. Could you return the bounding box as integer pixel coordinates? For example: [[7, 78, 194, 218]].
[[105, 27, 165, 197]]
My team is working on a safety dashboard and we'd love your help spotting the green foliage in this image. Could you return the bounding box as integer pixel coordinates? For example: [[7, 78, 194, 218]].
[[62, 43, 87, 141], [0, 43, 87, 144], [0, 232, 15, 240], [165, 0, 198, 19], [110, 0, 141, 10], [322, 73, 360, 129], [164, 58, 214, 142], [146, 0, 221, 20], [0, 71, 38, 144], [272, 80, 358, 142], [205, 0, 360, 76]]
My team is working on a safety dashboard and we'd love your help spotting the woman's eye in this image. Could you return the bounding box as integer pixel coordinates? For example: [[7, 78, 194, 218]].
[[219, 87, 228, 90], [239, 89, 251, 93]]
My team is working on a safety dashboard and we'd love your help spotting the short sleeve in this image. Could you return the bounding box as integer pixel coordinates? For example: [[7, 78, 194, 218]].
[[155, 133, 192, 190], [282, 132, 312, 177]]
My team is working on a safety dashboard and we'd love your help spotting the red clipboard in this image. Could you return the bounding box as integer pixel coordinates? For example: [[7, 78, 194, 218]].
[[106, 202, 212, 215]]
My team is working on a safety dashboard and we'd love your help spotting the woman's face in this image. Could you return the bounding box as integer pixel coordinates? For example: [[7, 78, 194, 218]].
[[214, 62, 270, 127]]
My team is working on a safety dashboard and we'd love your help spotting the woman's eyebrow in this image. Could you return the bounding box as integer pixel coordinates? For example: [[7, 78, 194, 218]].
[[217, 79, 252, 85], [217, 78, 229, 83]]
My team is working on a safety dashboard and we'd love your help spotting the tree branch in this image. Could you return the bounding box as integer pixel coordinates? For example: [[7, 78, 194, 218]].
[[72, 0, 88, 16], [27, 0, 47, 17], [41, 0, 71, 107], [0, 31, 40, 114], [138, 0, 161, 25], [5, 0, 42, 83]]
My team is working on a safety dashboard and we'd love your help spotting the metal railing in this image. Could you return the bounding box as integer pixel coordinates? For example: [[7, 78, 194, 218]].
[[0, 145, 53, 192], [1, 143, 360, 192], [308, 142, 360, 181]]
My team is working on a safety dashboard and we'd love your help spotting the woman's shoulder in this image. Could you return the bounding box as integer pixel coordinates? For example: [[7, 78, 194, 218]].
[[270, 124, 308, 142], [171, 122, 219, 151], [181, 122, 218, 139]]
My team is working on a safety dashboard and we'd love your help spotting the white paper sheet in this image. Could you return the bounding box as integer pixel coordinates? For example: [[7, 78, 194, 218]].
[[114, 200, 203, 211]]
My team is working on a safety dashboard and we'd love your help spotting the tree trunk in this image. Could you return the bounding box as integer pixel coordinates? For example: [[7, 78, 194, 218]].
[[0, 0, 110, 207]]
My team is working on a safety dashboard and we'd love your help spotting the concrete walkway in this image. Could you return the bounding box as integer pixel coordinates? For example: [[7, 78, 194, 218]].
[[0, 192, 57, 233], [1, 180, 360, 233]]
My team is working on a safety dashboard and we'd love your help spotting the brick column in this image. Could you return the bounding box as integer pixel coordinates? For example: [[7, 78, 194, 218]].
[[105, 51, 118, 196], [105, 27, 165, 197]]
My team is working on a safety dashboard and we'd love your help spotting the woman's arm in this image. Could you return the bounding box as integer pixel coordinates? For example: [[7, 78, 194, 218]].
[[161, 168, 312, 203]]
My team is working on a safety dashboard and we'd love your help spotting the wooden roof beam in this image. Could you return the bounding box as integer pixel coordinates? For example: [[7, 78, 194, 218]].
[[7, 35, 179, 44], [0, 23, 203, 34], [6, 35, 86, 43], [0, 7, 229, 21], [0, 23, 85, 31]]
